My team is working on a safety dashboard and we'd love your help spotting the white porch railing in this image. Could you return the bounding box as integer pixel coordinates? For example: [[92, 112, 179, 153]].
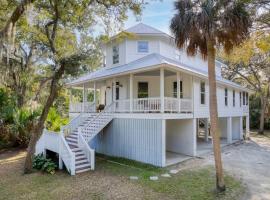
[[114, 97, 192, 113], [35, 129, 75, 175], [61, 113, 85, 136], [69, 102, 95, 113]]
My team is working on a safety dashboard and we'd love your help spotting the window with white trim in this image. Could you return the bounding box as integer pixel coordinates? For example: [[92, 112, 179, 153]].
[[112, 45, 119, 64], [173, 81, 183, 98], [137, 41, 149, 53], [225, 88, 228, 106], [240, 92, 242, 107], [200, 81, 206, 105]]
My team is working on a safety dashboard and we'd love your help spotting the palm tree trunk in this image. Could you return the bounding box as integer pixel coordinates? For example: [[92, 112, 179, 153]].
[[207, 40, 226, 192], [258, 96, 265, 134]]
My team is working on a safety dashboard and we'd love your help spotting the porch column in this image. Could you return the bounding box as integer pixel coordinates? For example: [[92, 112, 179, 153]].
[[177, 71, 180, 113], [93, 81, 96, 112], [160, 68, 165, 113], [227, 117, 232, 144], [83, 84, 87, 112], [129, 74, 133, 113], [246, 115, 250, 139], [161, 119, 166, 167], [240, 116, 243, 139]]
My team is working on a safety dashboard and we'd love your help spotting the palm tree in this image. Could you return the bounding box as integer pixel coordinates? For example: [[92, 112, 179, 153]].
[[170, 0, 251, 192]]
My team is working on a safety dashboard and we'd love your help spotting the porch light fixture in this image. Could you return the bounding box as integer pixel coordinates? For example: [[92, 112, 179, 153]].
[[106, 86, 111, 89]]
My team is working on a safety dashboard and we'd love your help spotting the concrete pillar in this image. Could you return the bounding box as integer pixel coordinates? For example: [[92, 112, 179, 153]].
[[161, 119, 166, 167], [246, 115, 250, 138], [205, 118, 209, 142], [240, 116, 243, 139], [192, 118, 197, 156], [160, 68, 165, 113], [129, 74, 133, 113], [59, 157, 63, 169], [227, 117, 232, 144], [177, 71, 180, 112]]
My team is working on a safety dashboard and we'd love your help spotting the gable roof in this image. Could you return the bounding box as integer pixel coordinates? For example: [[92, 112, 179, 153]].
[[125, 23, 166, 35], [66, 53, 249, 91]]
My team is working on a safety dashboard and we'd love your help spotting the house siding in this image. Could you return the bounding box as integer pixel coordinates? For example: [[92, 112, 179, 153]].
[[90, 118, 163, 167]]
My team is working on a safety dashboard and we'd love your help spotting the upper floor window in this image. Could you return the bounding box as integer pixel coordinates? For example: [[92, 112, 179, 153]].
[[240, 92, 242, 107], [112, 45, 119, 64], [243, 92, 245, 105], [246, 92, 249, 105], [137, 41, 149, 53], [200, 81, 205, 105], [225, 88, 228, 106], [173, 81, 183, 98], [233, 90, 235, 107]]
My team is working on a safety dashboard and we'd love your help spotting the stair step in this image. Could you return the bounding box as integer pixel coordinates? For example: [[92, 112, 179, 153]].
[[67, 135, 78, 140], [66, 139, 78, 146], [76, 167, 91, 174], [76, 157, 87, 162], [69, 144, 78, 149], [66, 138, 77, 143], [76, 161, 89, 166], [75, 154, 85, 159], [76, 163, 91, 170]]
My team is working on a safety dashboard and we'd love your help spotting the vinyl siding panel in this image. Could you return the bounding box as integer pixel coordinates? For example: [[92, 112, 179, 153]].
[[90, 118, 163, 166]]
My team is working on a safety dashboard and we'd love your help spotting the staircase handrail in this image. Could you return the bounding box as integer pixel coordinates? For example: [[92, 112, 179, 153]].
[[80, 103, 114, 132], [59, 131, 76, 175], [77, 130, 95, 170], [60, 113, 84, 137]]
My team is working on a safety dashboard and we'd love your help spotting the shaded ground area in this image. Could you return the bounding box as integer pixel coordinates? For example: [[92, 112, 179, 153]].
[[0, 148, 243, 200]]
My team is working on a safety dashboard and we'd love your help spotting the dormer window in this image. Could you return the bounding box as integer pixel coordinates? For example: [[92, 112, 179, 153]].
[[112, 45, 119, 64], [137, 41, 149, 53]]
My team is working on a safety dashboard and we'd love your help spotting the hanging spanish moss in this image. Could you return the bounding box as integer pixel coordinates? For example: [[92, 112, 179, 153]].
[[0, 0, 34, 65]]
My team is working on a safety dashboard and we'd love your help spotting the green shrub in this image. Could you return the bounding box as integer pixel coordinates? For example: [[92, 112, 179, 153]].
[[46, 107, 69, 132], [33, 154, 58, 174]]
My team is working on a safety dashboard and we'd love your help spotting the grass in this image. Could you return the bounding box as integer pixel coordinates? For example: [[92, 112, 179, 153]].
[[97, 155, 244, 200], [0, 150, 245, 200]]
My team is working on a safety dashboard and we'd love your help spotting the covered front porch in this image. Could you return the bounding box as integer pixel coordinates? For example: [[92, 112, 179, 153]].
[[68, 66, 193, 114]]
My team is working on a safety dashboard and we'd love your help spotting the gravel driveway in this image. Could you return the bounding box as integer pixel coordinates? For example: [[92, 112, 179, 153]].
[[218, 135, 270, 200]]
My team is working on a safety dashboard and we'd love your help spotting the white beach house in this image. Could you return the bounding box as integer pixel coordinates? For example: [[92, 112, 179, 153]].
[[36, 23, 250, 175]]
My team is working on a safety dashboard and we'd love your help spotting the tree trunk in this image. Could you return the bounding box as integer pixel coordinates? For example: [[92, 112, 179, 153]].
[[207, 41, 226, 192], [0, 0, 35, 37], [24, 65, 65, 174], [258, 96, 266, 134]]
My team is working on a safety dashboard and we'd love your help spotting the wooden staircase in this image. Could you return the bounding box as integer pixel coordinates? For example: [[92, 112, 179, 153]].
[[65, 132, 92, 173], [62, 106, 113, 174]]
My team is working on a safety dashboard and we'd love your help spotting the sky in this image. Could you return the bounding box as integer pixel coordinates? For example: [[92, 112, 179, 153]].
[[124, 0, 176, 35]]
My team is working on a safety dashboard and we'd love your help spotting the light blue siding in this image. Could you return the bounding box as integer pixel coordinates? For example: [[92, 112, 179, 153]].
[[90, 118, 163, 166]]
